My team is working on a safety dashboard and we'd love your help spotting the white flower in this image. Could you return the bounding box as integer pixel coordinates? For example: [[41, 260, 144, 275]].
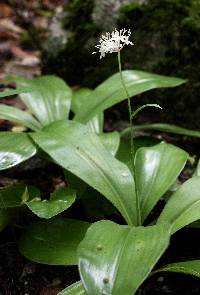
[[93, 28, 133, 59]]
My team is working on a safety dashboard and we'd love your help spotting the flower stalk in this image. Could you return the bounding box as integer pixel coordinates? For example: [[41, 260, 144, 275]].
[[117, 51, 134, 162], [117, 50, 141, 226], [93, 28, 142, 225]]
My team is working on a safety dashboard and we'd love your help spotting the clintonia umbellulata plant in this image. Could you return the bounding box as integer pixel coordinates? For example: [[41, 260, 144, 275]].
[[0, 66, 185, 231], [0, 72, 183, 170], [0, 28, 199, 295], [21, 126, 200, 295], [0, 28, 184, 229], [0, 27, 185, 171]]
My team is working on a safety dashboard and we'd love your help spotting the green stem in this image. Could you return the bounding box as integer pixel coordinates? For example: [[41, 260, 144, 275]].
[[117, 51, 134, 159], [117, 51, 141, 226]]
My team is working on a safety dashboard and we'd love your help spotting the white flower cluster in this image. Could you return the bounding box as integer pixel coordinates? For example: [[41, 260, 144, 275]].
[[93, 28, 133, 59]]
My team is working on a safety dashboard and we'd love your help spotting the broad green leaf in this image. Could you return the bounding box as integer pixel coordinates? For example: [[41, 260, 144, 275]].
[[186, 220, 200, 228], [81, 187, 116, 219], [99, 131, 120, 156], [0, 184, 76, 218], [19, 218, 90, 265], [74, 70, 185, 123], [87, 113, 104, 134], [71, 88, 92, 115], [0, 209, 10, 231], [116, 138, 131, 168], [0, 208, 20, 231], [27, 187, 76, 219], [0, 104, 42, 131], [158, 176, 200, 234], [121, 123, 200, 139], [116, 137, 160, 169], [16, 75, 72, 126], [134, 142, 188, 223], [72, 88, 104, 134], [64, 170, 87, 198], [31, 120, 137, 226], [0, 209, 11, 231], [0, 87, 31, 98], [0, 184, 40, 208], [155, 260, 200, 278], [58, 281, 86, 295], [78, 221, 170, 295], [0, 132, 37, 170]]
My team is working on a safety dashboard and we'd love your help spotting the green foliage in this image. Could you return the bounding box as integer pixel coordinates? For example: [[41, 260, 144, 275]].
[[155, 260, 200, 278], [0, 71, 184, 170], [28, 120, 200, 293], [0, 184, 76, 223], [57, 281, 85, 295], [99, 132, 120, 156], [0, 104, 41, 131], [74, 70, 184, 123], [158, 176, 200, 234], [134, 142, 188, 223], [16, 75, 72, 126], [116, 136, 160, 170], [0, 184, 40, 208], [1, 70, 200, 294], [0, 87, 31, 98], [19, 218, 90, 265], [0, 208, 20, 231], [0, 132, 37, 170], [78, 221, 170, 295], [31, 120, 137, 226], [121, 123, 200, 138], [26, 187, 76, 219]]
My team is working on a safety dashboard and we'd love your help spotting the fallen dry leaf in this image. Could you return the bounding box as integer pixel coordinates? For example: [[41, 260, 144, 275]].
[[0, 4, 13, 18], [0, 18, 24, 34]]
